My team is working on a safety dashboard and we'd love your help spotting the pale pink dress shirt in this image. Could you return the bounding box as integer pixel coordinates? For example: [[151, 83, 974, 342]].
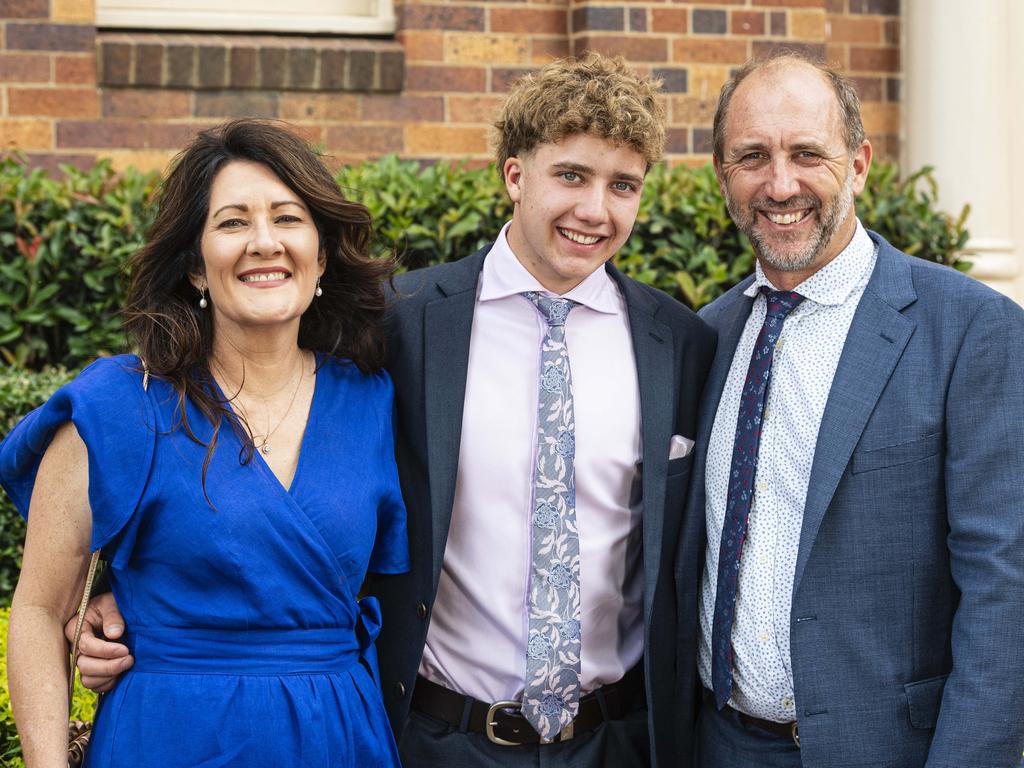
[[418, 224, 645, 703]]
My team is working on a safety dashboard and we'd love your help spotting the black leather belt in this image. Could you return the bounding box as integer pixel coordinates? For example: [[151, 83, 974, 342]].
[[733, 707, 800, 749], [411, 664, 645, 746]]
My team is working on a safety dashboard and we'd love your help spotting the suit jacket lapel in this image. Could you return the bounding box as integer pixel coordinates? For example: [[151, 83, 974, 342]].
[[688, 281, 756, 521], [609, 268, 676, 624], [701, 285, 755, 442], [793, 237, 917, 592], [423, 248, 489, 589]]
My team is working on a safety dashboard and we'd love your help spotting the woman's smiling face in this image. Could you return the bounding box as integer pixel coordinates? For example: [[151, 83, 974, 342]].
[[195, 160, 323, 340]]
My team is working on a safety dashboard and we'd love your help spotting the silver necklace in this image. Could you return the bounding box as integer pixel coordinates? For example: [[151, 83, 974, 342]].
[[255, 362, 305, 455], [214, 356, 306, 455]]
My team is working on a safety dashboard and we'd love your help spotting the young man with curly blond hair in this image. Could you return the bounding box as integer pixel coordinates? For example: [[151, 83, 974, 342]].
[[372, 52, 714, 767], [72, 52, 715, 767]]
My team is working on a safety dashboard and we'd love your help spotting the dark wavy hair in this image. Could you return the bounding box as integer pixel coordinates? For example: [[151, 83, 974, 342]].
[[123, 119, 392, 486]]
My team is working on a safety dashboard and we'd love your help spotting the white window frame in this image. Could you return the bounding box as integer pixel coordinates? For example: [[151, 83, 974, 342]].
[[96, 0, 396, 35]]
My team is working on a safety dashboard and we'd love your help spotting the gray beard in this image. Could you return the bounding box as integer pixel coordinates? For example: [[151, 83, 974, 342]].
[[726, 169, 855, 274]]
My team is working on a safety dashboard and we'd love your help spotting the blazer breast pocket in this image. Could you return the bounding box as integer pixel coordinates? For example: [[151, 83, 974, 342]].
[[851, 432, 942, 475]]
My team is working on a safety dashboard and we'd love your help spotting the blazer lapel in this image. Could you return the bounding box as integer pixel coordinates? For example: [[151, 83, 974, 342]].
[[423, 248, 489, 589], [688, 282, 756, 518], [701, 285, 755, 440], [793, 238, 917, 592], [609, 269, 676, 624]]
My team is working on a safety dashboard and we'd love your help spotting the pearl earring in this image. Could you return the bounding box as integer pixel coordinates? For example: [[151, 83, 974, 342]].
[[315, 277, 323, 298], [198, 286, 208, 309]]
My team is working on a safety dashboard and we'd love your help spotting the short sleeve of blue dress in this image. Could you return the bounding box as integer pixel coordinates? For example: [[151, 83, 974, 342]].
[[367, 373, 410, 575], [0, 355, 154, 565]]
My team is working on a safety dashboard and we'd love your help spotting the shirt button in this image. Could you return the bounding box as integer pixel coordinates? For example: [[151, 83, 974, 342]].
[[416, 602, 428, 620], [782, 697, 794, 709], [759, 632, 768, 642]]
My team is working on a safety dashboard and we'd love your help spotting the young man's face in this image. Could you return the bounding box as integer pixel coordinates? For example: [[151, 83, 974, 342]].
[[503, 133, 646, 295]]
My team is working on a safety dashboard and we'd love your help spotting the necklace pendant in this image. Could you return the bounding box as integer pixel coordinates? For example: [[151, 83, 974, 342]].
[[261, 443, 272, 455]]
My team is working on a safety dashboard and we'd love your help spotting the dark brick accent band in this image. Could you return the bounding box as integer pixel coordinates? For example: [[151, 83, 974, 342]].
[[629, 9, 647, 33], [692, 127, 714, 154], [653, 68, 688, 94], [886, 76, 900, 102], [7, 23, 95, 52], [849, 0, 899, 15], [399, 4, 485, 32], [692, 9, 727, 35], [571, 7, 626, 34], [97, 33, 404, 93], [0, 0, 49, 19], [666, 128, 690, 155]]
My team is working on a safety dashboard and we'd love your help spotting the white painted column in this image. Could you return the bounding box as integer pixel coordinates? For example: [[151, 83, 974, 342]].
[[902, 0, 1023, 302]]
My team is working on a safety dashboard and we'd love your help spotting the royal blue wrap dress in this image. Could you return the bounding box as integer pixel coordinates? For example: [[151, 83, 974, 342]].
[[0, 354, 409, 767]]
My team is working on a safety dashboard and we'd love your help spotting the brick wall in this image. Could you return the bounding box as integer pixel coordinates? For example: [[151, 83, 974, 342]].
[[0, 0, 900, 174]]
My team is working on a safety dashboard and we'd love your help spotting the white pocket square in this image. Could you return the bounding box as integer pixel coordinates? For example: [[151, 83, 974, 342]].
[[669, 434, 695, 460]]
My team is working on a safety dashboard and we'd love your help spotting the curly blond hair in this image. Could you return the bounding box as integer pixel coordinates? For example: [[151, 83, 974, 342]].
[[493, 52, 665, 174]]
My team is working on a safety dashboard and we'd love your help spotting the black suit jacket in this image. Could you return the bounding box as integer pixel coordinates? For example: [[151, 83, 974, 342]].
[[366, 244, 716, 766]]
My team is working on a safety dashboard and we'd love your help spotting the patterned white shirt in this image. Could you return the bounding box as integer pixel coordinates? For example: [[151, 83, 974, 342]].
[[698, 220, 877, 721]]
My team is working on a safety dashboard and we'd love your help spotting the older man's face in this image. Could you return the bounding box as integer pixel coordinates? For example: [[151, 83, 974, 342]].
[[715, 63, 871, 289]]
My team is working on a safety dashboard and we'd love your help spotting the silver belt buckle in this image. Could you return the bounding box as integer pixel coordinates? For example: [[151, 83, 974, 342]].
[[486, 700, 524, 746], [791, 721, 800, 749]]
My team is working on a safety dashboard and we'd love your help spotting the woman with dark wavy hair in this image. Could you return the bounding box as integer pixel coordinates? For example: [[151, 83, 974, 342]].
[[2, 119, 408, 767]]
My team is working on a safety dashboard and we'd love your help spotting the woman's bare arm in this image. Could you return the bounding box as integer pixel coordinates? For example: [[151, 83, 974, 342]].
[[8, 422, 92, 768]]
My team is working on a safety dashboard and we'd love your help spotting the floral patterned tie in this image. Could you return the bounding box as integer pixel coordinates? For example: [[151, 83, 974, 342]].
[[712, 287, 804, 710], [522, 291, 581, 741]]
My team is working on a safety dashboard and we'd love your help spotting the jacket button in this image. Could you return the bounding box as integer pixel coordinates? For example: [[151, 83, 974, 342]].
[[395, 681, 406, 699], [416, 602, 428, 620]]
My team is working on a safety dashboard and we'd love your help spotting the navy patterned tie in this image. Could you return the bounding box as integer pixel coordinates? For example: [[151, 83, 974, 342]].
[[521, 291, 581, 741], [711, 287, 804, 710]]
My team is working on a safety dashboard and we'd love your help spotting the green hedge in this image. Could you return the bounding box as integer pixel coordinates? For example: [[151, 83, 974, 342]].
[[1, 153, 968, 374], [0, 156, 157, 370], [0, 151, 972, 768]]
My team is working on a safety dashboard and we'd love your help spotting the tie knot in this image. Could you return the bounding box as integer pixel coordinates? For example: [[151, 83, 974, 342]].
[[760, 287, 805, 321], [523, 292, 576, 327]]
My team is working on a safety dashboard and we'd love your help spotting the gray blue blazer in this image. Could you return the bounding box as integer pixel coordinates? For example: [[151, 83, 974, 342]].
[[678, 231, 1024, 767], [366, 244, 716, 767]]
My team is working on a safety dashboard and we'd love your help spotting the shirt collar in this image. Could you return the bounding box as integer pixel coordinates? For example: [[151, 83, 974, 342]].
[[744, 218, 876, 306], [478, 222, 621, 314]]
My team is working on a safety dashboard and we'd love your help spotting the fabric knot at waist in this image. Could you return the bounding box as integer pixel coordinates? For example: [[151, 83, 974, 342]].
[[126, 597, 384, 676]]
